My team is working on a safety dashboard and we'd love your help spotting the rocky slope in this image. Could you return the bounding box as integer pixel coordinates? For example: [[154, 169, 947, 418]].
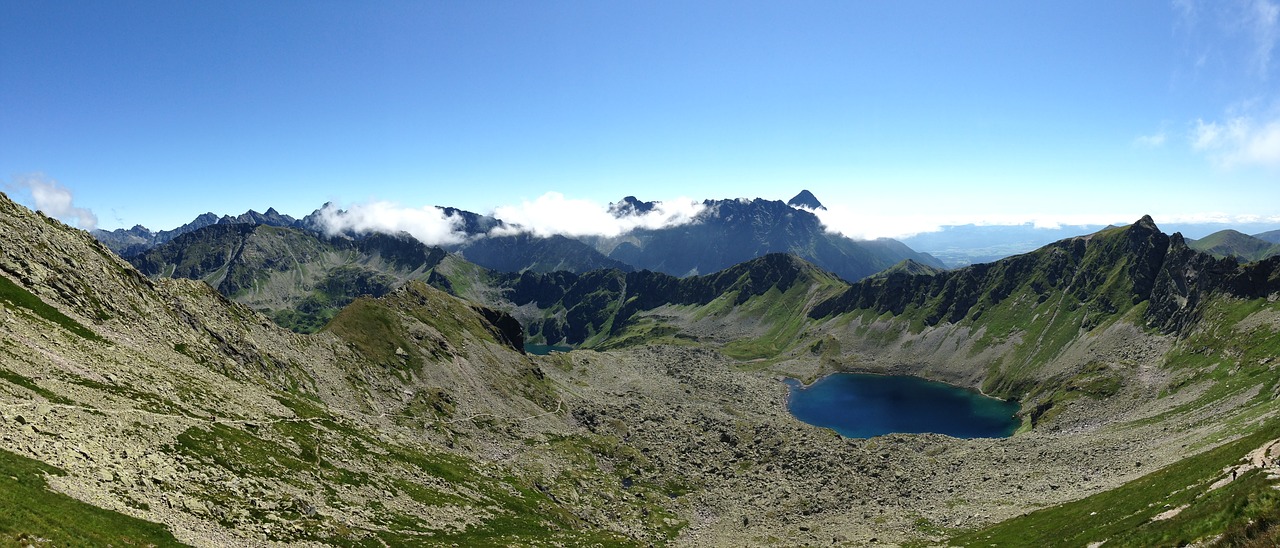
[[0, 192, 686, 545]]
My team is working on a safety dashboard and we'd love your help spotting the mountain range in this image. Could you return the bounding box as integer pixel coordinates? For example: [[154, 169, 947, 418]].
[[901, 222, 1280, 267], [9, 188, 1280, 545], [95, 191, 942, 284]]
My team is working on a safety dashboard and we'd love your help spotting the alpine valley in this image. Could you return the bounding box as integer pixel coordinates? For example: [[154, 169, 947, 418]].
[[4, 188, 1280, 547]]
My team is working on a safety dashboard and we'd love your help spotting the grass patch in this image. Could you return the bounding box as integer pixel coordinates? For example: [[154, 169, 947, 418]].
[[0, 447, 184, 547], [951, 419, 1280, 547], [0, 273, 103, 342], [0, 368, 74, 405]]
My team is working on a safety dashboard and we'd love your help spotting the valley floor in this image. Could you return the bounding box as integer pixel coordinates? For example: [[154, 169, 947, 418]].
[[531, 345, 1279, 546]]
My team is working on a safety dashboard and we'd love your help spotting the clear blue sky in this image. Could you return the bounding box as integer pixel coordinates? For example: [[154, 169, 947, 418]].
[[2, 1, 1278, 238]]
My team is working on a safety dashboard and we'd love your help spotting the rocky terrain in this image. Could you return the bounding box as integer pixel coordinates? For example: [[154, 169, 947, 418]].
[[6, 190, 1280, 546]]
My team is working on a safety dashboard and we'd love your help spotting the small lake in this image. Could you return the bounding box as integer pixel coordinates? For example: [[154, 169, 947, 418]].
[[783, 373, 1020, 439], [524, 343, 573, 356]]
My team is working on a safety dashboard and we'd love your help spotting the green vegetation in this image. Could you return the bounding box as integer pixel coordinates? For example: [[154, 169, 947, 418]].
[[324, 296, 425, 371], [0, 273, 103, 341], [951, 420, 1280, 547], [0, 367, 75, 404], [1145, 296, 1280, 425], [0, 448, 183, 547], [1024, 361, 1125, 426], [1188, 230, 1280, 262], [271, 265, 396, 333]]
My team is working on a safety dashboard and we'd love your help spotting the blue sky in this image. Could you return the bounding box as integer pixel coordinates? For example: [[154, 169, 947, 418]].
[[2, 1, 1279, 239]]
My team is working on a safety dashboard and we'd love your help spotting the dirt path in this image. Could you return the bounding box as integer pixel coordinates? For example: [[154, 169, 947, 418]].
[[1152, 437, 1280, 523], [1208, 437, 1280, 491]]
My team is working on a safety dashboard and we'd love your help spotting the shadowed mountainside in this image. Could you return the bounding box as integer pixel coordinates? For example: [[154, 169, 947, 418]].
[[588, 196, 942, 281]]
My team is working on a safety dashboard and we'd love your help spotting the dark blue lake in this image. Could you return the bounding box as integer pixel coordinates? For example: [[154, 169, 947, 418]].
[[783, 373, 1021, 439], [524, 343, 573, 356]]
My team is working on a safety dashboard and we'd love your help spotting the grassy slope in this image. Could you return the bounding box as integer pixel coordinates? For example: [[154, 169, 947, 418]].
[[947, 288, 1280, 545], [1189, 230, 1280, 262], [0, 448, 184, 547], [951, 419, 1280, 547]]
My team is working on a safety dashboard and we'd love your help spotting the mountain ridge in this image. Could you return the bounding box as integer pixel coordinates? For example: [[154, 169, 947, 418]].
[[93, 192, 942, 283], [1186, 229, 1280, 262]]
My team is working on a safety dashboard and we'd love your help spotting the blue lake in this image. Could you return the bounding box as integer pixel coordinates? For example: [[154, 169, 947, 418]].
[[783, 373, 1021, 439], [524, 343, 573, 356]]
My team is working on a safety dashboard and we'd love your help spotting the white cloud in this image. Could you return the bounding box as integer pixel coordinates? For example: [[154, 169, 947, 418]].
[[1192, 115, 1280, 167], [490, 192, 704, 238], [7, 174, 98, 230], [315, 201, 468, 246], [311, 192, 706, 246], [809, 205, 1150, 241], [1134, 131, 1168, 148], [1247, 0, 1279, 78]]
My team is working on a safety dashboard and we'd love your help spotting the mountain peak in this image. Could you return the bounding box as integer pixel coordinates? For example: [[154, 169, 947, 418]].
[[1135, 215, 1159, 232], [608, 196, 657, 217], [787, 190, 825, 210]]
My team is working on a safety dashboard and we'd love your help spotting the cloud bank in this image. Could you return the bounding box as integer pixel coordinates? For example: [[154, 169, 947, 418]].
[[1193, 115, 1280, 168], [315, 192, 706, 245], [491, 192, 704, 238], [6, 174, 98, 230], [315, 201, 468, 246]]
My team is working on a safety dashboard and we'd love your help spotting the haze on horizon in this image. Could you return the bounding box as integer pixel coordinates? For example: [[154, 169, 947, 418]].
[[3, 1, 1279, 241]]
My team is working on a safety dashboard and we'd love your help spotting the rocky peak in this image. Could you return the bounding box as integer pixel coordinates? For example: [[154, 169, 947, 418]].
[[608, 196, 657, 217], [787, 190, 825, 210], [1133, 214, 1160, 234]]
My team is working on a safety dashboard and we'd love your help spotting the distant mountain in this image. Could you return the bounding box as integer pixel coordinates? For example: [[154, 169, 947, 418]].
[[608, 196, 657, 216], [296, 204, 622, 275], [904, 222, 1280, 268], [450, 232, 633, 274], [900, 223, 1109, 267], [92, 207, 298, 256], [811, 216, 1280, 337], [1255, 229, 1280, 244], [871, 258, 945, 278], [491, 253, 846, 351], [786, 189, 825, 210], [97, 192, 940, 280], [1186, 230, 1280, 262], [130, 223, 448, 332], [588, 195, 942, 282]]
